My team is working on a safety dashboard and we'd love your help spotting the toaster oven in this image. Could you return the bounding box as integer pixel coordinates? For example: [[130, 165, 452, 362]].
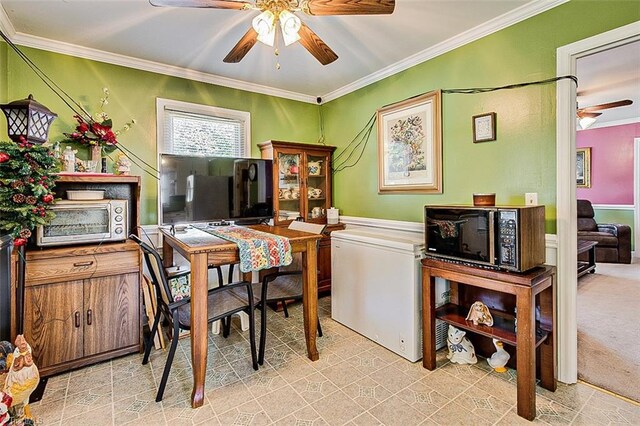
[[36, 199, 128, 247]]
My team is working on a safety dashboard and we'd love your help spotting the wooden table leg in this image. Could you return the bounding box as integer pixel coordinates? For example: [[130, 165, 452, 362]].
[[516, 286, 536, 421], [422, 269, 436, 370], [539, 278, 557, 391], [190, 252, 209, 408], [162, 237, 174, 268], [588, 246, 596, 274], [302, 240, 319, 361]]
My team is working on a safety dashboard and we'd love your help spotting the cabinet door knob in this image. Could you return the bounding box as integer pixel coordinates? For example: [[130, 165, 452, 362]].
[[87, 309, 93, 326], [75, 311, 81, 328], [73, 261, 94, 267]]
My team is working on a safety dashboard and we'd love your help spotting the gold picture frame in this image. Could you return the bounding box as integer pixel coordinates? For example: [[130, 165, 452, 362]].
[[377, 90, 442, 193], [576, 147, 591, 188]]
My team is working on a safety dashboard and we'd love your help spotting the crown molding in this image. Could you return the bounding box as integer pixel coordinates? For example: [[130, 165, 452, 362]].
[[321, 0, 568, 103], [0, 1, 16, 38], [0, 22, 317, 105], [0, 0, 567, 105]]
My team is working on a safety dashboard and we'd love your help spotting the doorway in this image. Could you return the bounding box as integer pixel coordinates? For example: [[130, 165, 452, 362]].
[[556, 22, 640, 384]]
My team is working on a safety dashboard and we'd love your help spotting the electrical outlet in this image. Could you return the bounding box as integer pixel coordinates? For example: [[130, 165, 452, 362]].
[[525, 192, 538, 206]]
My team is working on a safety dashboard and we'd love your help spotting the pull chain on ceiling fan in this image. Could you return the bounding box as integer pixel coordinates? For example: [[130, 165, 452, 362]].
[[576, 99, 633, 129], [150, 0, 396, 66]]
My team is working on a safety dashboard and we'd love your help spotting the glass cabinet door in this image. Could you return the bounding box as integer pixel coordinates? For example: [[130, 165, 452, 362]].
[[276, 152, 302, 222], [306, 152, 329, 222]]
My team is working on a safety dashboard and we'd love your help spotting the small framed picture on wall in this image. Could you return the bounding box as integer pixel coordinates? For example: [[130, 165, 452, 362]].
[[576, 147, 591, 188], [472, 112, 496, 143]]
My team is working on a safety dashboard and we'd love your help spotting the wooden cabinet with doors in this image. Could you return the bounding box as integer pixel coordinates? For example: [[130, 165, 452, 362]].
[[23, 241, 141, 376], [13, 174, 142, 377], [259, 141, 343, 294], [259, 140, 336, 225]]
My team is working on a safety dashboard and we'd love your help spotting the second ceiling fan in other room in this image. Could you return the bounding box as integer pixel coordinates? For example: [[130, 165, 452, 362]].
[[576, 99, 633, 129], [150, 0, 396, 66]]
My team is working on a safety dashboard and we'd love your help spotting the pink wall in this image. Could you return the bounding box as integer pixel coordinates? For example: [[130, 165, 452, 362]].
[[576, 122, 639, 205]]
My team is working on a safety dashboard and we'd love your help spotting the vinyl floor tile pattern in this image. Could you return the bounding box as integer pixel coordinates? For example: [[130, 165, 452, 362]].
[[30, 296, 639, 425]]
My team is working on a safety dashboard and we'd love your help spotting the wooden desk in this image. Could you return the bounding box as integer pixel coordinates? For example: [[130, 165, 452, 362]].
[[160, 225, 322, 408], [421, 259, 556, 421]]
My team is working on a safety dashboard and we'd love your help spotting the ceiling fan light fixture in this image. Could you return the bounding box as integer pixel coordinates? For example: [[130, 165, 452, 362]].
[[252, 10, 276, 47], [279, 10, 301, 46], [578, 116, 597, 130]]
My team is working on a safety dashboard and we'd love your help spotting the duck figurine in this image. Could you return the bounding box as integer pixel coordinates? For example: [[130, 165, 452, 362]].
[[487, 338, 510, 373]]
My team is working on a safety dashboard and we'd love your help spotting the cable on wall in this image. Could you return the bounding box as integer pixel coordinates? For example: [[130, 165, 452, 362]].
[[331, 75, 578, 174], [332, 113, 376, 173], [0, 30, 160, 180], [317, 102, 326, 145]]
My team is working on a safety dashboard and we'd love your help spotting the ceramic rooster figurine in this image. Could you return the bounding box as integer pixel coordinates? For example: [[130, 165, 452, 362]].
[[3, 335, 39, 423], [487, 338, 510, 373]]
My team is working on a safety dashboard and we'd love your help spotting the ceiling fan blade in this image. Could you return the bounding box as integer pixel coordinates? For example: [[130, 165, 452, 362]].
[[298, 23, 338, 65], [579, 99, 633, 112], [576, 111, 602, 119], [224, 28, 258, 63], [149, 0, 251, 10], [304, 0, 395, 15]]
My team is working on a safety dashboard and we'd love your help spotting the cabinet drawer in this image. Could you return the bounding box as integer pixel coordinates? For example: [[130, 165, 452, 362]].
[[26, 251, 140, 286]]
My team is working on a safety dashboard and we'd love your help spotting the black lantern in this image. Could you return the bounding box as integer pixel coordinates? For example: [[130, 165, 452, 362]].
[[0, 94, 57, 144]]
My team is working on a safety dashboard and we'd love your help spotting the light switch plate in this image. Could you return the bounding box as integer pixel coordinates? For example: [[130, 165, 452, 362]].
[[525, 192, 538, 206]]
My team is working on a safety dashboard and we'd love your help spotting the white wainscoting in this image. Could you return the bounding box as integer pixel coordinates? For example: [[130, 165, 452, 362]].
[[339, 216, 558, 265]]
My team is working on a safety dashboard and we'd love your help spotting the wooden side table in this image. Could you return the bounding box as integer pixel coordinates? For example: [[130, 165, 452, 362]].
[[577, 240, 597, 278], [421, 258, 557, 421]]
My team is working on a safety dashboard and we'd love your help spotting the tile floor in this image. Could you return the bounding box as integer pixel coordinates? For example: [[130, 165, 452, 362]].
[[30, 296, 640, 425]]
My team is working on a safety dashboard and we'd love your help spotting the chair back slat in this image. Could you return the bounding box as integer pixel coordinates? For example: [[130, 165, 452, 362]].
[[288, 221, 326, 235], [284, 221, 326, 272]]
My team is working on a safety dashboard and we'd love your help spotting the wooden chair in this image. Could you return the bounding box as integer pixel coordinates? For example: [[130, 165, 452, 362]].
[[257, 221, 325, 365], [130, 235, 258, 402]]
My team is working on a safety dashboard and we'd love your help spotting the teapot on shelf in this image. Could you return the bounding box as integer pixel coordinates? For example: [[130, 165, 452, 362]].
[[308, 161, 322, 176]]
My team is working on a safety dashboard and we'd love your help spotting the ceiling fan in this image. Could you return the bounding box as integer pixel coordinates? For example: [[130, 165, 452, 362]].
[[576, 99, 633, 129], [149, 0, 396, 66]]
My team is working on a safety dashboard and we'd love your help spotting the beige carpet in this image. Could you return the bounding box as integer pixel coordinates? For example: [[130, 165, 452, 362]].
[[577, 257, 640, 402]]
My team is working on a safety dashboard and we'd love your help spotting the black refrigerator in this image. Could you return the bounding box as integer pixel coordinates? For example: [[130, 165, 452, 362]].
[[0, 234, 12, 341]]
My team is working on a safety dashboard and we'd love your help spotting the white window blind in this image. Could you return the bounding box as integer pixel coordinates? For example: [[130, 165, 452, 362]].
[[157, 98, 250, 157]]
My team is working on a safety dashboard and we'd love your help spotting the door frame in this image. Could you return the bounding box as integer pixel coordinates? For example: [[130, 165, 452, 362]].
[[555, 21, 640, 383], [635, 138, 640, 258]]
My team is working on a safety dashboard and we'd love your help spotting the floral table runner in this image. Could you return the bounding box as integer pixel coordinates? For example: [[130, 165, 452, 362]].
[[204, 226, 293, 273]]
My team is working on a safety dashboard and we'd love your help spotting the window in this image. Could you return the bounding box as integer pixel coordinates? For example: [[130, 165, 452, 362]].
[[156, 98, 251, 157]]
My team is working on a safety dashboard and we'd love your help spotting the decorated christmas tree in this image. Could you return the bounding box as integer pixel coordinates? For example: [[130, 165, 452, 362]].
[[0, 138, 60, 246]]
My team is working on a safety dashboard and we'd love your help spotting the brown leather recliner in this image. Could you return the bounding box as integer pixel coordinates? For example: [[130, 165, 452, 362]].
[[577, 199, 631, 264]]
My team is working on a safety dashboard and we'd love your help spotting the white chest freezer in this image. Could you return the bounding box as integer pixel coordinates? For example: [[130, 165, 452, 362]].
[[331, 228, 448, 362]]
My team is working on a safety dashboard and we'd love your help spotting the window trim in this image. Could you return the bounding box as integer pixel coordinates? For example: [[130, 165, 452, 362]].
[[156, 97, 251, 157]]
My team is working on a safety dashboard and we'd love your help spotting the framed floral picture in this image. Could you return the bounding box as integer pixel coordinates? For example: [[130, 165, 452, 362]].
[[576, 147, 591, 188], [377, 90, 442, 193]]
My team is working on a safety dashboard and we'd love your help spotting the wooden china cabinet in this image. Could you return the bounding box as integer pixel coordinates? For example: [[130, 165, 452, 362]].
[[258, 140, 335, 225], [258, 140, 343, 293]]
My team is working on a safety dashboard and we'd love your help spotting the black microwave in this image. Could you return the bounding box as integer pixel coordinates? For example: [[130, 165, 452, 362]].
[[424, 205, 545, 272]]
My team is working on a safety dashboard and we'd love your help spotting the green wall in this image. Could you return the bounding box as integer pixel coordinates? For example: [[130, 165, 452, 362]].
[[1, 1, 638, 230], [1, 47, 320, 224], [322, 1, 640, 233], [594, 208, 635, 250]]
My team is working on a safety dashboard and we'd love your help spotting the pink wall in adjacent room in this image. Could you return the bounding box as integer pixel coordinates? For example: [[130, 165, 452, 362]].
[[576, 122, 639, 204]]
